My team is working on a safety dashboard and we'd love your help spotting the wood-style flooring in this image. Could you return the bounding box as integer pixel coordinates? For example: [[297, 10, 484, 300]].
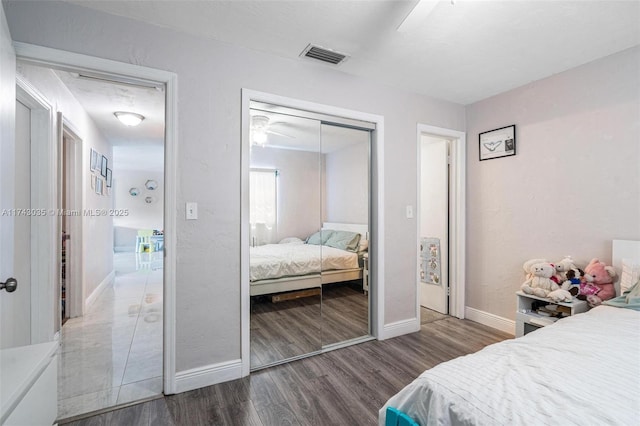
[[62, 312, 512, 426], [251, 282, 369, 368]]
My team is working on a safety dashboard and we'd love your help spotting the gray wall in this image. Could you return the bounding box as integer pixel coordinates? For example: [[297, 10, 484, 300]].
[[3, 1, 467, 372], [250, 146, 323, 241], [325, 140, 369, 225], [113, 169, 165, 251], [465, 46, 640, 320], [16, 63, 115, 308], [0, 3, 17, 349]]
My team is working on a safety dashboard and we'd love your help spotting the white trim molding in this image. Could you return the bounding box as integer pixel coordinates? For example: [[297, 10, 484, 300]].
[[465, 306, 515, 336], [84, 270, 115, 311], [415, 124, 466, 321], [16, 76, 57, 345], [13, 42, 179, 395], [380, 318, 421, 340], [175, 360, 243, 394], [240, 89, 385, 376]]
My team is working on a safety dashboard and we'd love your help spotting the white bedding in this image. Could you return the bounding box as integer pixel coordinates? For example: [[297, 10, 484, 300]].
[[250, 243, 359, 282], [380, 306, 640, 426]]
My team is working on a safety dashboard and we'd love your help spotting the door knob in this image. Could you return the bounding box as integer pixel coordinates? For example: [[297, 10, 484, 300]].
[[1, 278, 17, 292]]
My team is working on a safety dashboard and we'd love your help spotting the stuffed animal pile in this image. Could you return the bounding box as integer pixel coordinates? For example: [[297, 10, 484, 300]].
[[521, 256, 617, 307]]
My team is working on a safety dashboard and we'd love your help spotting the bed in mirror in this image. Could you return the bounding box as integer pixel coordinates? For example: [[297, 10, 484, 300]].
[[248, 102, 372, 370]]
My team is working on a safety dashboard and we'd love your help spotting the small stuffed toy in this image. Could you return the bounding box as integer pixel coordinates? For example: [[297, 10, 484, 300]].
[[554, 256, 577, 284], [582, 258, 617, 307], [561, 267, 588, 296], [522, 261, 560, 298], [547, 288, 573, 303], [523, 258, 549, 281]]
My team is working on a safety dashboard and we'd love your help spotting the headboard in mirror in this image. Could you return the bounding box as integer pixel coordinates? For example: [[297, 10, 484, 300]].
[[322, 222, 368, 241]]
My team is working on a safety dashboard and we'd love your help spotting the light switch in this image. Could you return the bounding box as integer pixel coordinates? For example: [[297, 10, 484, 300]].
[[186, 202, 198, 220], [406, 205, 414, 219]]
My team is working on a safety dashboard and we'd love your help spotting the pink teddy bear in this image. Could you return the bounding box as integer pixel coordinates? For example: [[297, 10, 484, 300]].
[[580, 258, 616, 307]]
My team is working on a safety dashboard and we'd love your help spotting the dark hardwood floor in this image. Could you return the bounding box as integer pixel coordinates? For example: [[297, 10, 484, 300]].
[[61, 315, 512, 426], [251, 282, 369, 368]]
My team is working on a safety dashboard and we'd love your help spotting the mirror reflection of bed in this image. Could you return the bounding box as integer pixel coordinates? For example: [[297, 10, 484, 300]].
[[249, 103, 372, 369]]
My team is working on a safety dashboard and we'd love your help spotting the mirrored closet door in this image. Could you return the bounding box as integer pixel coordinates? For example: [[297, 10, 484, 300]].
[[248, 101, 373, 370]]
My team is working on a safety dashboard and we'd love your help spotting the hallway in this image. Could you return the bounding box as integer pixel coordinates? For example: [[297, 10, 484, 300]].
[[57, 252, 163, 420]]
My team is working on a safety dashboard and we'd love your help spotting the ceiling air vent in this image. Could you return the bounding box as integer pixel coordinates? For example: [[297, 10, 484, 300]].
[[300, 44, 349, 65]]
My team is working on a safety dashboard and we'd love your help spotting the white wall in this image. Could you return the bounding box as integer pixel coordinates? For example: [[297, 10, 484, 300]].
[[465, 46, 640, 321], [15, 63, 114, 307], [250, 146, 322, 241], [0, 4, 16, 349], [113, 169, 164, 251], [4, 1, 465, 372], [325, 140, 369, 225]]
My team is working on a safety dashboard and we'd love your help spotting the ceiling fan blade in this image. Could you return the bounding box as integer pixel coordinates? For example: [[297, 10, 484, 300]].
[[266, 129, 295, 139]]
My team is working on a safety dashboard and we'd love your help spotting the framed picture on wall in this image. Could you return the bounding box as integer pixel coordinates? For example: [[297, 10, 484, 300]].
[[101, 155, 108, 177], [479, 125, 516, 161], [95, 177, 103, 195], [106, 168, 112, 188], [90, 149, 99, 172]]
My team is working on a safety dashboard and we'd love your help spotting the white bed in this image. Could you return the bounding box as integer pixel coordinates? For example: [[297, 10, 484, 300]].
[[250, 222, 368, 296], [380, 240, 640, 426]]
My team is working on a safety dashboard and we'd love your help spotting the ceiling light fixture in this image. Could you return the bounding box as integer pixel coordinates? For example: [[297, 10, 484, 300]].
[[252, 130, 268, 146], [397, 0, 441, 32], [114, 111, 145, 126]]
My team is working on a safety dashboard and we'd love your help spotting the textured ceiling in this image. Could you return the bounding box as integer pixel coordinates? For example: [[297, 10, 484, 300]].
[[49, 0, 639, 156], [66, 0, 640, 105]]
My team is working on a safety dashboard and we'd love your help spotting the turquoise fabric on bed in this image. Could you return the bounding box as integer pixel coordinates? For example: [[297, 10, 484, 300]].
[[306, 230, 334, 245], [385, 407, 418, 426], [603, 279, 640, 310], [324, 230, 361, 252]]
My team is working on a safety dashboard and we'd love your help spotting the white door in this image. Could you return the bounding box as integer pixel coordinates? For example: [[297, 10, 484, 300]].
[[0, 13, 20, 348], [419, 135, 449, 314]]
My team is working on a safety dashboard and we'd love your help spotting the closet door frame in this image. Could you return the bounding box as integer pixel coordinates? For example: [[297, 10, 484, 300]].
[[240, 89, 385, 376]]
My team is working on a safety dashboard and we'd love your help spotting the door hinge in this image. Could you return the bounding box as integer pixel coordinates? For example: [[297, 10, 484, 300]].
[[447, 155, 452, 164], [446, 287, 450, 296]]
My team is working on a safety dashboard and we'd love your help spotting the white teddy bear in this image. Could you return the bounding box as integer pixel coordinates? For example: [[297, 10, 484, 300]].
[[521, 261, 560, 298]]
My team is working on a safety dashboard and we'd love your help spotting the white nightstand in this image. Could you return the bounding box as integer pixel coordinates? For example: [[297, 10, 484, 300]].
[[515, 291, 588, 337]]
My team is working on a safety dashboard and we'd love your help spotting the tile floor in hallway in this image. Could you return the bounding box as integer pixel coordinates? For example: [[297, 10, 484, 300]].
[[57, 252, 163, 421]]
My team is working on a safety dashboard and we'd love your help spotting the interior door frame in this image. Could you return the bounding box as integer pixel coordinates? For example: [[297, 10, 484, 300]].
[[240, 89, 385, 376], [16, 75, 56, 345], [416, 124, 466, 319], [60, 122, 84, 320], [13, 42, 179, 394]]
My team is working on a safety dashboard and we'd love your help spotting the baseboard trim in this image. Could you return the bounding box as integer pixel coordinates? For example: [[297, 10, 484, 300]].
[[380, 317, 420, 340], [85, 270, 115, 311], [465, 306, 515, 335], [175, 359, 242, 394], [114, 246, 136, 253]]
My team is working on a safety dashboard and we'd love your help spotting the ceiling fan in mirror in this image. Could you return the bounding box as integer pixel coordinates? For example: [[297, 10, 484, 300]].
[[250, 114, 294, 146]]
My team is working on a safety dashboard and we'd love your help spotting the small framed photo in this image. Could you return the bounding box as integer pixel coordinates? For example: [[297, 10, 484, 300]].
[[95, 177, 103, 195], [479, 125, 516, 161], [106, 168, 112, 188], [90, 149, 99, 172], [101, 155, 108, 177]]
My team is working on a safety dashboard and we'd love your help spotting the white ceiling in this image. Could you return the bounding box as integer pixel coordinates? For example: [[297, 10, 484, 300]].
[[66, 0, 640, 105], [51, 0, 639, 162]]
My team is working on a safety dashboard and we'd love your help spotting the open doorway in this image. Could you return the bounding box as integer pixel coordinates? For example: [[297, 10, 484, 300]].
[[416, 124, 466, 322], [15, 60, 166, 421], [60, 125, 83, 327]]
